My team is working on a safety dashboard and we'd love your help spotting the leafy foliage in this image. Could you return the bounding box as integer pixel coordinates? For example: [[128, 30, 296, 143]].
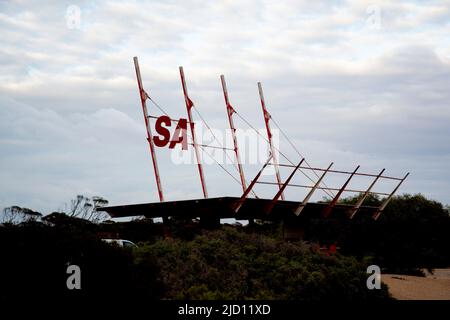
[[65, 194, 109, 222], [1, 206, 42, 224], [306, 194, 450, 273], [358, 194, 450, 271], [138, 227, 389, 300]]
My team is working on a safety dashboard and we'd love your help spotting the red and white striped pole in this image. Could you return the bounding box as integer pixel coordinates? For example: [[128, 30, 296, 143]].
[[179, 66, 208, 198], [258, 82, 285, 200], [133, 57, 165, 202], [221, 75, 247, 192]]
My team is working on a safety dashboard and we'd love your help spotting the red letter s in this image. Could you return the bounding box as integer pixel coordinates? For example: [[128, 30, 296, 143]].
[[153, 115, 171, 147]]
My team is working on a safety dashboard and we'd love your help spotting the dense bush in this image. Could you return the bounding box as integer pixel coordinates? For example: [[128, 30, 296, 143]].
[[0, 220, 163, 299], [138, 227, 389, 300], [377, 194, 450, 267], [305, 194, 450, 273]]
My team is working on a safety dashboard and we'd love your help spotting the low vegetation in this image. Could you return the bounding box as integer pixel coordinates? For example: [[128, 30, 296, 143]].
[[0, 193, 448, 299]]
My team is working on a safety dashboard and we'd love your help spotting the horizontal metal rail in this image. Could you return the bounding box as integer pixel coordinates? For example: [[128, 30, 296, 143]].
[[271, 163, 403, 181], [255, 181, 390, 196], [148, 115, 192, 124], [189, 143, 235, 151]]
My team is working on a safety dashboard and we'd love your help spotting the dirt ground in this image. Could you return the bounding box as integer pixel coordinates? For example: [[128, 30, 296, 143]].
[[382, 268, 450, 300]]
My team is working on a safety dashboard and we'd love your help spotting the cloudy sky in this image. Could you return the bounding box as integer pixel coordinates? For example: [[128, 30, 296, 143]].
[[1, 0, 449, 214]]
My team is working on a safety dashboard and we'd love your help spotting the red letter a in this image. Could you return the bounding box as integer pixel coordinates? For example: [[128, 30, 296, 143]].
[[169, 118, 188, 150]]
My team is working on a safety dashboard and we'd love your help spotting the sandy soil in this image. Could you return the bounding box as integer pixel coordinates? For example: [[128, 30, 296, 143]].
[[382, 269, 450, 300]]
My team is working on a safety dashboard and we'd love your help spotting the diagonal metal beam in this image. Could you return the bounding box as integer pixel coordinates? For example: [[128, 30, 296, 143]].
[[323, 165, 360, 218], [265, 158, 305, 214], [349, 168, 385, 219], [294, 162, 333, 216], [373, 172, 410, 220], [233, 155, 273, 213]]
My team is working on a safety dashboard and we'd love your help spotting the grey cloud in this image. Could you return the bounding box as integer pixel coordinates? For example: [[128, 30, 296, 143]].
[[0, 0, 449, 214]]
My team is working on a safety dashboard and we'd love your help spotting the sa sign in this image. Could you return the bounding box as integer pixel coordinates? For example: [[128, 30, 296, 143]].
[[153, 115, 188, 150]]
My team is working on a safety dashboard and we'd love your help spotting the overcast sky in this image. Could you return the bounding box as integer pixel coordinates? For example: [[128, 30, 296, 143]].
[[1, 0, 449, 214]]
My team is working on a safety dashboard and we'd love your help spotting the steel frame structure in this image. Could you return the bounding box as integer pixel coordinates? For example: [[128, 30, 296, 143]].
[[133, 57, 409, 220]]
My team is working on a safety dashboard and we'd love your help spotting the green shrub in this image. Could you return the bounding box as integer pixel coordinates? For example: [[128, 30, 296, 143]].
[[137, 227, 390, 300]]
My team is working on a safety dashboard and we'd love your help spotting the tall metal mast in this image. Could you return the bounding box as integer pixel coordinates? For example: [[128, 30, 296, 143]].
[[258, 82, 285, 200], [133, 57, 165, 202], [179, 66, 208, 198], [221, 75, 247, 192]]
